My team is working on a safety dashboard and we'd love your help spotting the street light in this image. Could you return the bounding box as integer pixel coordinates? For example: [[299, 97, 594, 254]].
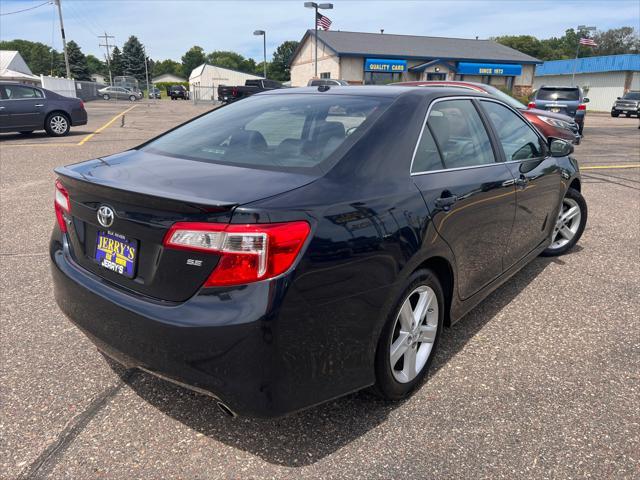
[[253, 30, 267, 79], [304, 2, 333, 78]]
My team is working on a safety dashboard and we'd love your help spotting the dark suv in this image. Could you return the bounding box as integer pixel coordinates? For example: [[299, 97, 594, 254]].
[[530, 86, 589, 134], [611, 91, 640, 117], [169, 85, 189, 100]]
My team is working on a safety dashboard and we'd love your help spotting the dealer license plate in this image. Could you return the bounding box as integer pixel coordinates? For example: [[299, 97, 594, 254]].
[[95, 230, 138, 278]]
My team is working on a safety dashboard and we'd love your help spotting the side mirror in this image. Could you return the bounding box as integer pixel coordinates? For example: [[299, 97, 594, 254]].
[[549, 138, 574, 157], [583, 97, 590, 103], [617, 97, 621, 100]]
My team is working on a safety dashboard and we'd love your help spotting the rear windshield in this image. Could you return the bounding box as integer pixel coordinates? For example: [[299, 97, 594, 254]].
[[537, 88, 580, 101], [143, 94, 389, 171], [622, 92, 640, 100]]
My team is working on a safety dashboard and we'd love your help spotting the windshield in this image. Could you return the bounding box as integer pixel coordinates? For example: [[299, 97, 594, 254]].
[[479, 84, 526, 109], [143, 94, 390, 171], [622, 92, 640, 100], [537, 88, 580, 101]]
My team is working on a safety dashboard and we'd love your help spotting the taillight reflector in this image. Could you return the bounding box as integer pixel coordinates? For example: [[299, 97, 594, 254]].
[[528, 102, 536, 109], [54, 180, 70, 233], [577, 104, 587, 110], [163, 221, 311, 286]]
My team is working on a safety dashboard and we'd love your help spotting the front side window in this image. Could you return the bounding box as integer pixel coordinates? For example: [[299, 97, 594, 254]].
[[481, 101, 544, 161], [143, 94, 390, 171], [427, 99, 495, 169]]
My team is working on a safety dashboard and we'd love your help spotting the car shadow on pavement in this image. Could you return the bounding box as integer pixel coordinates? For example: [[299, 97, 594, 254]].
[[114, 255, 555, 467]]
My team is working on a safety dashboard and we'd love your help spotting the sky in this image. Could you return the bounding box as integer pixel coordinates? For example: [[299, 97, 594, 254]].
[[1, 0, 639, 63]]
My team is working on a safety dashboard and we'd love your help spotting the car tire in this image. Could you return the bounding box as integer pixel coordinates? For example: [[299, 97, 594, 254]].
[[625, 113, 632, 118], [102, 94, 110, 100], [373, 269, 444, 400], [129, 95, 137, 102], [611, 112, 619, 117], [44, 112, 70, 137], [541, 187, 587, 257], [578, 123, 584, 135], [19, 131, 34, 135]]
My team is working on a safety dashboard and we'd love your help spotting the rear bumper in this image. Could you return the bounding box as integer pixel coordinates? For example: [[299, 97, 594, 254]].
[[71, 109, 88, 126], [50, 232, 376, 417]]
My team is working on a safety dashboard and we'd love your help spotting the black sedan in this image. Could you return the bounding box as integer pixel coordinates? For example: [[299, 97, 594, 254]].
[[50, 86, 587, 417], [0, 82, 87, 136]]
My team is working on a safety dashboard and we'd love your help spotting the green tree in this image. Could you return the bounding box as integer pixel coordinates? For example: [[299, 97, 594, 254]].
[[0, 39, 64, 76], [122, 35, 147, 82], [206, 50, 257, 74], [86, 54, 106, 76], [181, 46, 206, 77], [110, 46, 124, 77], [269, 40, 299, 81], [593, 27, 640, 55], [152, 59, 183, 78], [66, 40, 90, 80]]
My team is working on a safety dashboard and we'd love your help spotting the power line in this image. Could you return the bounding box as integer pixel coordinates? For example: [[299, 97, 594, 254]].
[[0, 1, 51, 16]]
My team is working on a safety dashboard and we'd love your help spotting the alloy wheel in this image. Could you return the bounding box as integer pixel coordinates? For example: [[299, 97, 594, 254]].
[[50, 115, 68, 135], [390, 285, 439, 383], [550, 197, 582, 250]]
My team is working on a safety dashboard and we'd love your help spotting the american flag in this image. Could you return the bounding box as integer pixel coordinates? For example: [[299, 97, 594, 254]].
[[579, 37, 597, 47], [316, 12, 332, 31]]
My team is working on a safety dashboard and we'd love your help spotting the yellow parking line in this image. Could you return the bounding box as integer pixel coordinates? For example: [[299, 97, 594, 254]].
[[77, 104, 137, 146], [0, 142, 76, 147], [582, 164, 640, 170]]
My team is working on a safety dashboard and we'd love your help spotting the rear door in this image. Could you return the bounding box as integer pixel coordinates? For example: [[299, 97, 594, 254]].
[[479, 99, 563, 268], [412, 98, 516, 300], [2, 85, 45, 129]]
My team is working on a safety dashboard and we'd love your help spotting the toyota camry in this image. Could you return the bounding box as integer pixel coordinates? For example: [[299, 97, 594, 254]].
[[50, 86, 587, 417]]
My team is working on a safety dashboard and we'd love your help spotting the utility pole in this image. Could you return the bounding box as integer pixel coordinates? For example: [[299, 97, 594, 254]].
[[54, 0, 71, 78], [99, 32, 115, 85], [144, 56, 150, 99]]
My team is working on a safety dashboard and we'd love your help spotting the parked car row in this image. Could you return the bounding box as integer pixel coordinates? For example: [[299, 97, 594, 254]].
[[98, 86, 143, 102]]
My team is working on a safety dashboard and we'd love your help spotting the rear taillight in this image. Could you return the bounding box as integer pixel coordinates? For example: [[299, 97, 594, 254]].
[[528, 102, 536, 109], [578, 104, 587, 111], [163, 221, 311, 286], [232, 87, 238, 97], [54, 180, 70, 233], [79, 100, 85, 110]]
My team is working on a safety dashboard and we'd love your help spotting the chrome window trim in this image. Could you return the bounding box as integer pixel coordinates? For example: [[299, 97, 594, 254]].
[[410, 95, 547, 177]]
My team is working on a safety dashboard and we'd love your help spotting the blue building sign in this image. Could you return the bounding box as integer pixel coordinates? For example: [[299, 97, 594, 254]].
[[364, 58, 407, 73], [457, 62, 522, 76]]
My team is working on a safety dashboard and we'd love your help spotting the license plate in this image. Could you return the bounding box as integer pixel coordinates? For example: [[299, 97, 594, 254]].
[[95, 230, 138, 278], [550, 107, 561, 113]]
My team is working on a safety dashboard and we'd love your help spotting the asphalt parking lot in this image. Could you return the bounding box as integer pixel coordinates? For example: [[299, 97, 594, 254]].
[[1, 101, 638, 479]]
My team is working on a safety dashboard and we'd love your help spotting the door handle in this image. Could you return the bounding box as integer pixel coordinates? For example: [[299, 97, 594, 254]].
[[0, 106, 5, 110], [435, 192, 458, 210], [35, 104, 44, 107]]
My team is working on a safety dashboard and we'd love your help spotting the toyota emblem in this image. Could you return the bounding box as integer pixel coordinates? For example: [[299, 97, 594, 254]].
[[97, 205, 115, 228]]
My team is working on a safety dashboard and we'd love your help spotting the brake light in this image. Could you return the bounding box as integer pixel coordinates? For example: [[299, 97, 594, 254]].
[[79, 100, 85, 110], [232, 87, 238, 97], [578, 104, 587, 111], [54, 180, 70, 233], [163, 221, 311, 286], [528, 102, 536, 109]]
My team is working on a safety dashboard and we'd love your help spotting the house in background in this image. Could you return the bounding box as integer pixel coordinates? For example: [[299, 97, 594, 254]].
[[0, 50, 40, 85], [188, 64, 262, 101], [151, 73, 187, 84], [90, 73, 107, 84], [534, 54, 640, 111]]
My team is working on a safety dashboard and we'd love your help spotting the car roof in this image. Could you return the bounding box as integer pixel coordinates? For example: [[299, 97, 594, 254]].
[[260, 85, 491, 100]]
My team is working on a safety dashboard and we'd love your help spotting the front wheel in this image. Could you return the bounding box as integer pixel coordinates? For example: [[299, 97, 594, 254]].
[[611, 112, 619, 117], [129, 95, 137, 102], [374, 269, 444, 400], [102, 94, 110, 100], [541, 187, 587, 256], [44, 113, 70, 136]]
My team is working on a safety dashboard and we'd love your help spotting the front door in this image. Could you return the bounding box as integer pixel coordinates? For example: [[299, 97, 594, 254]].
[[478, 100, 564, 268], [411, 98, 516, 300]]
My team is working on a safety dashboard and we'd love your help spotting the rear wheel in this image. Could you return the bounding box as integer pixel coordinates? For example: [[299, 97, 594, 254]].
[[44, 113, 70, 136], [541, 187, 587, 256], [129, 95, 137, 102], [374, 269, 444, 400], [611, 112, 619, 117], [102, 94, 110, 100]]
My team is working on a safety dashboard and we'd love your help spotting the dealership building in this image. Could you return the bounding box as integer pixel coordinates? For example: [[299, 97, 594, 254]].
[[290, 30, 540, 95]]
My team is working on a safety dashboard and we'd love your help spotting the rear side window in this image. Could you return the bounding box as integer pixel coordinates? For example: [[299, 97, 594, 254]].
[[536, 88, 580, 101], [427, 99, 495, 169], [481, 101, 544, 161], [3, 86, 43, 99], [143, 94, 390, 171], [412, 126, 444, 173]]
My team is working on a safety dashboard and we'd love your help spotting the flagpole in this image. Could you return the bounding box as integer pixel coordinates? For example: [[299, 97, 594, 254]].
[[571, 41, 580, 86], [314, 5, 318, 77]]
